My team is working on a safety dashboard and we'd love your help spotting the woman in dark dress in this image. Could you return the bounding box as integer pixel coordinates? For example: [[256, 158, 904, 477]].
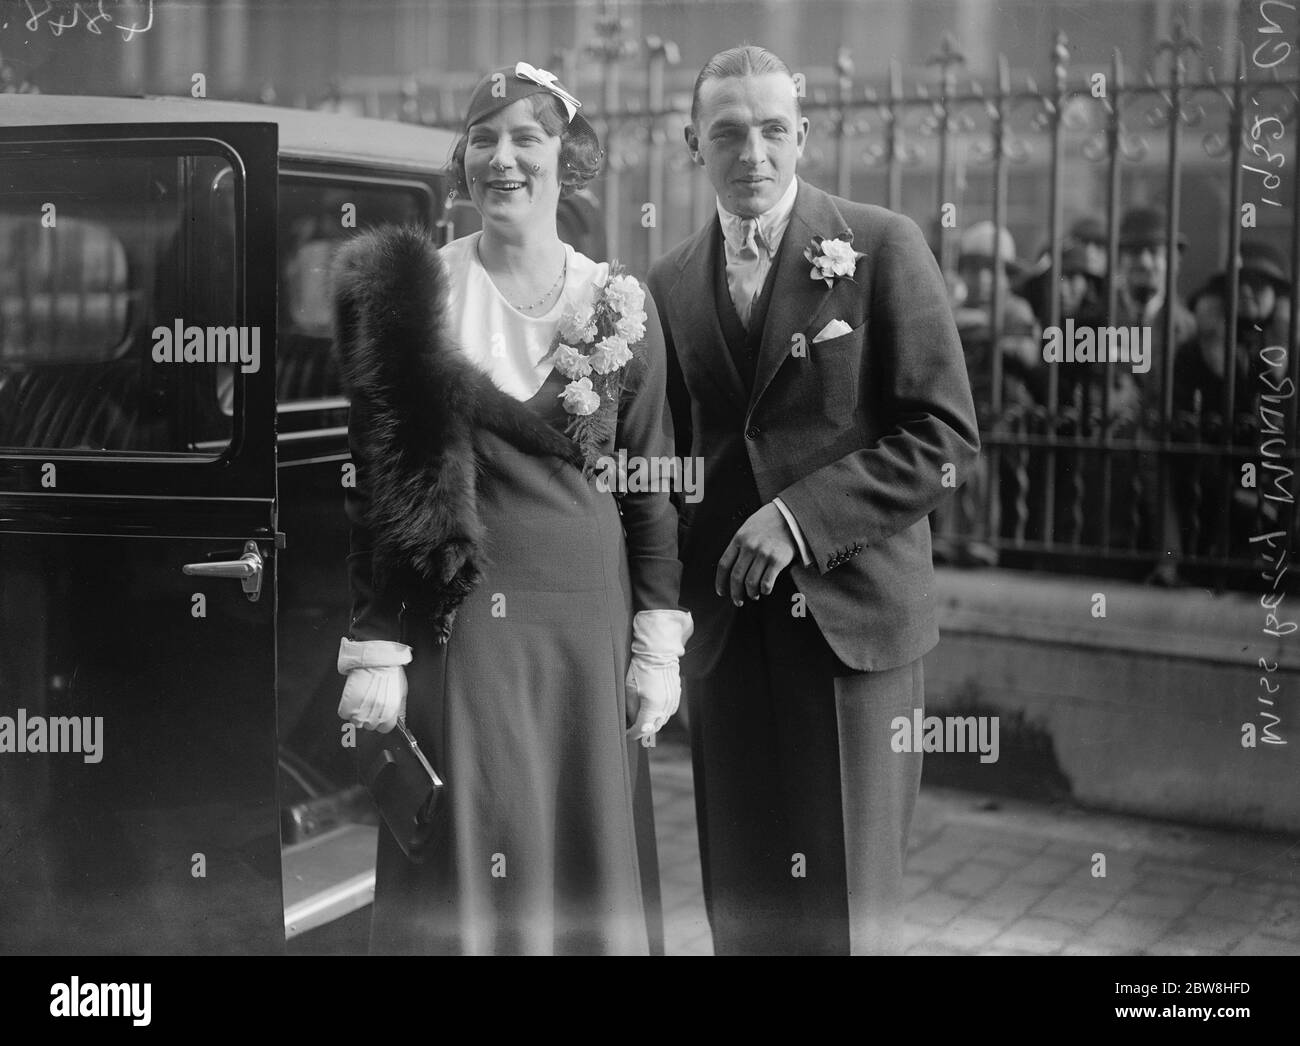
[[331, 63, 692, 955]]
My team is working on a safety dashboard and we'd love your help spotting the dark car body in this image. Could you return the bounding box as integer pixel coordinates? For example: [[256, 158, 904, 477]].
[[0, 94, 603, 953]]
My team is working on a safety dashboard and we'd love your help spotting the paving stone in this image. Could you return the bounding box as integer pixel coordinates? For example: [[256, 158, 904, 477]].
[[1082, 870, 1144, 894], [927, 822, 1006, 850], [990, 917, 1074, 954], [906, 891, 970, 927], [1236, 874, 1300, 899], [1146, 940, 1221, 956], [901, 921, 931, 950], [902, 872, 933, 900], [932, 915, 1004, 951], [1009, 854, 1078, 888], [1131, 874, 1212, 901], [1229, 933, 1300, 956], [1137, 859, 1237, 887], [1073, 936, 1150, 956], [1114, 891, 1198, 921], [940, 861, 1009, 899], [906, 941, 970, 956], [1078, 911, 1172, 950], [1194, 886, 1278, 923], [1030, 882, 1119, 927], [1155, 914, 1253, 953], [1062, 941, 1126, 955], [647, 742, 1299, 961], [966, 880, 1050, 922], [907, 841, 978, 876], [1044, 838, 1111, 862], [1260, 899, 1300, 941], [975, 842, 1048, 869]]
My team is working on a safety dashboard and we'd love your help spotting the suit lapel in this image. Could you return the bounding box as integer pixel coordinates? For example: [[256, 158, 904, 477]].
[[669, 216, 747, 411], [749, 179, 852, 415]]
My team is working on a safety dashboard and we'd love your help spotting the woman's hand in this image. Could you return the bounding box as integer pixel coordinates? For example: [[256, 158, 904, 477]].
[[336, 637, 413, 733], [339, 666, 408, 733], [626, 659, 680, 748], [624, 610, 693, 747]]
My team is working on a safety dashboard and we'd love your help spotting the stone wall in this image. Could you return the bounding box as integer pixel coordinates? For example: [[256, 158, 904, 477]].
[[927, 568, 1300, 834]]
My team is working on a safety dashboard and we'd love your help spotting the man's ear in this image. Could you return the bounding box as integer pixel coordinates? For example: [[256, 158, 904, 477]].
[[684, 124, 705, 166], [794, 114, 811, 157]]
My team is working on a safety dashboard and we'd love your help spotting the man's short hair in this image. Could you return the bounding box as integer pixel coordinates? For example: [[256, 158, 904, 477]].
[[690, 44, 801, 127]]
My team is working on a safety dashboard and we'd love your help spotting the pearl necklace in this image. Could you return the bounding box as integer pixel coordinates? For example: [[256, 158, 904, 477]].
[[510, 256, 567, 313]]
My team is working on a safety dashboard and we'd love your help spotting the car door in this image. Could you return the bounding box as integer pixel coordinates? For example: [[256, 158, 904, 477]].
[[0, 121, 283, 954]]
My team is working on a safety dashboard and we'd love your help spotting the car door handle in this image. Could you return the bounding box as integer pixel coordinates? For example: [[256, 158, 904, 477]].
[[182, 540, 264, 602]]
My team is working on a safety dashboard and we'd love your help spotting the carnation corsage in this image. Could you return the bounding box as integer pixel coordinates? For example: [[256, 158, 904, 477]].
[[549, 264, 648, 474]]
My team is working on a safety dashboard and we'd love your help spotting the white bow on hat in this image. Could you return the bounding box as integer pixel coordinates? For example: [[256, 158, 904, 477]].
[[514, 61, 582, 121]]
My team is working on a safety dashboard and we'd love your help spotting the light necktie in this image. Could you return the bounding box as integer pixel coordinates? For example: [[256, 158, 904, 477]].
[[731, 217, 765, 329]]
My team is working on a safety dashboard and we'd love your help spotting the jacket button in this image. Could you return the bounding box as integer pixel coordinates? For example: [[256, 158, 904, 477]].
[[745, 425, 761, 439]]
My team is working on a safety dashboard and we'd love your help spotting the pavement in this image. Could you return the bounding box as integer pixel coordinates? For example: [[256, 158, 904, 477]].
[[648, 730, 1300, 957]]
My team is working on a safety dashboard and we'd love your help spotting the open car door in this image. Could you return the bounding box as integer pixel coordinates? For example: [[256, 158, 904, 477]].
[[0, 121, 283, 953]]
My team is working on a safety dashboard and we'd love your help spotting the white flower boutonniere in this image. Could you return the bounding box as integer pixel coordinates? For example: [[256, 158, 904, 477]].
[[804, 232, 865, 288], [547, 262, 648, 474]]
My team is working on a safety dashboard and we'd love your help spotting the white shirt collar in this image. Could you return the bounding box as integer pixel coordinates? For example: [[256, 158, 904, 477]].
[[716, 176, 799, 254]]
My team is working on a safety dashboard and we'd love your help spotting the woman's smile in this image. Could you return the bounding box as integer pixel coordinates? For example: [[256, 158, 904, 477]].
[[483, 176, 530, 197]]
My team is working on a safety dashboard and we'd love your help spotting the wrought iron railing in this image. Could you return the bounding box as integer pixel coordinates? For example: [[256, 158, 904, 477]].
[[337, 14, 1299, 589]]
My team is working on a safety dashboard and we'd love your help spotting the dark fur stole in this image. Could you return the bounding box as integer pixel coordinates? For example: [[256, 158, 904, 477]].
[[331, 223, 582, 641]]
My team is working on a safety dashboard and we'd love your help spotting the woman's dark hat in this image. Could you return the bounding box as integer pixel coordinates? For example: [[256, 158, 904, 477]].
[[1067, 215, 1107, 247], [1060, 241, 1098, 280], [1238, 241, 1290, 291], [463, 61, 601, 156], [1190, 242, 1293, 308]]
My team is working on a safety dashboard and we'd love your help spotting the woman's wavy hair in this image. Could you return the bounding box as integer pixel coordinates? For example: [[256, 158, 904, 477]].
[[447, 92, 602, 200]]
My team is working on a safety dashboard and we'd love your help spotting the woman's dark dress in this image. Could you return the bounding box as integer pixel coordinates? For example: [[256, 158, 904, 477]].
[[345, 275, 681, 955]]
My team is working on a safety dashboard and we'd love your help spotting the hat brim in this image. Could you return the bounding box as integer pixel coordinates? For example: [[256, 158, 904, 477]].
[[1118, 235, 1189, 252], [1240, 263, 1291, 290]]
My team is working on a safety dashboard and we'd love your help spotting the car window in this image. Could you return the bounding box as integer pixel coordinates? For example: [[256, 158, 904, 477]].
[[0, 149, 238, 455], [275, 178, 429, 434]]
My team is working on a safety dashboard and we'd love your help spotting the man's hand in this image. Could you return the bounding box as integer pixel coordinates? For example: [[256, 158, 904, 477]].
[[715, 502, 797, 605]]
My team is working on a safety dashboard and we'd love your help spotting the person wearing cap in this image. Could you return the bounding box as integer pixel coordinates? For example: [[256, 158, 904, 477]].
[[648, 45, 978, 955], [1108, 205, 1197, 398], [1165, 241, 1292, 578], [1047, 206, 1195, 568], [1015, 215, 1107, 329], [1069, 215, 1109, 285], [951, 220, 1042, 401], [935, 220, 1040, 566], [334, 62, 691, 955]]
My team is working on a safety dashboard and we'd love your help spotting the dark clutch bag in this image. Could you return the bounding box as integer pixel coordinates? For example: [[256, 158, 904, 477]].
[[357, 717, 445, 863]]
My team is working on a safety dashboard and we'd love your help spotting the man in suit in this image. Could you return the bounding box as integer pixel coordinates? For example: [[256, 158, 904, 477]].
[[647, 45, 979, 955]]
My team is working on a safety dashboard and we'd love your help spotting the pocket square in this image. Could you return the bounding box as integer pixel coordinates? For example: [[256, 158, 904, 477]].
[[812, 319, 853, 343]]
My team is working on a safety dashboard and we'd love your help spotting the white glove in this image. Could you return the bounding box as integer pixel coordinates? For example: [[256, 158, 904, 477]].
[[337, 637, 413, 734], [625, 609, 694, 748]]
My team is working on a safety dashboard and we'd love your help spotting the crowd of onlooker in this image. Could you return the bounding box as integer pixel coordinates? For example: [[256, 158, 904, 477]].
[[932, 205, 1293, 586]]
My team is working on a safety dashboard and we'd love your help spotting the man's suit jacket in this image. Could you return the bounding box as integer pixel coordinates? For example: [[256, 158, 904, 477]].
[[647, 178, 979, 675]]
